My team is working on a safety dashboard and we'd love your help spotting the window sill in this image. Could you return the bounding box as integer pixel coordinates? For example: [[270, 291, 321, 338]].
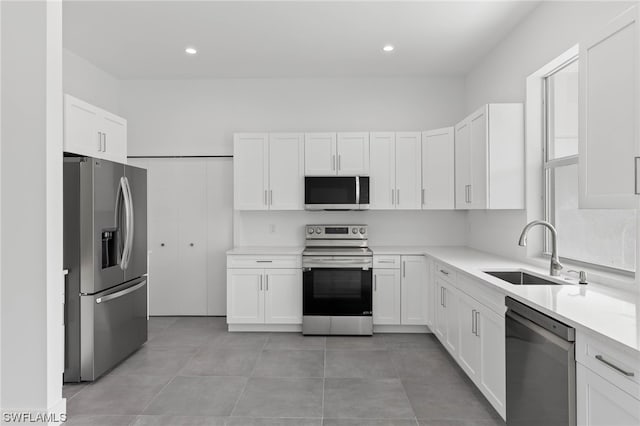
[[526, 255, 637, 292]]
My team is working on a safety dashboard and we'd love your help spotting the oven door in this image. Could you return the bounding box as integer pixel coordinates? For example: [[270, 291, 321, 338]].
[[303, 263, 372, 316]]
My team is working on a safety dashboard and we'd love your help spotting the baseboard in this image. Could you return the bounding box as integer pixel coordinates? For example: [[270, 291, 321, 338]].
[[373, 324, 431, 333], [228, 324, 303, 332]]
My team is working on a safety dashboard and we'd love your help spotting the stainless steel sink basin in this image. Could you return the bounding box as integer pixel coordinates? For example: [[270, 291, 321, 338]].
[[483, 270, 562, 285]]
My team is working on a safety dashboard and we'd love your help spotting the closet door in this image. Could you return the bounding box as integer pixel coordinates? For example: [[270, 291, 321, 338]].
[[147, 159, 180, 315], [176, 159, 208, 315]]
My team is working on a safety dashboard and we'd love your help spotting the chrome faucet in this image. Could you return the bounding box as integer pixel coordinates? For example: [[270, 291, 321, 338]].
[[518, 220, 563, 276]]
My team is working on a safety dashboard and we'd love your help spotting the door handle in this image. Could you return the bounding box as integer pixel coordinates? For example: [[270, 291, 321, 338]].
[[475, 311, 480, 337], [442, 288, 446, 308], [468, 185, 472, 204], [96, 280, 146, 304], [471, 309, 476, 334], [103, 133, 107, 152], [97, 132, 102, 151], [421, 188, 425, 206], [402, 260, 406, 278], [259, 275, 263, 291], [440, 287, 444, 307], [397, 189, 400, 205]]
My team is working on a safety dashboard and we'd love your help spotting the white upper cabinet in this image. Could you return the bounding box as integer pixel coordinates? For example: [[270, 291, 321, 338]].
[[234, 133, 269, 210], [370, 132, 396, 209], [422, 127, 455, 209], [337, 132, 370, 175], [64, 94, 127, 163], [304, 133, 337, 176], [370, 132, 421, 210], [305, 132, 369, 176], [234, 133, 304, 210], [579, 6, 639, 209], [268, 134, 304, 210], [455, 104, 524, 210]]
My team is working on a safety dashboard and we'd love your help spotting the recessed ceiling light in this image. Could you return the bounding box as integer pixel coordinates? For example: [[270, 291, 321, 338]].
[[382, 45, 394, 52], [185, 47, 197, 55]]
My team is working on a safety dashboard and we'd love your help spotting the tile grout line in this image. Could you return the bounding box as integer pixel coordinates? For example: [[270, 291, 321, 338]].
[[228, 333, 270, 417]]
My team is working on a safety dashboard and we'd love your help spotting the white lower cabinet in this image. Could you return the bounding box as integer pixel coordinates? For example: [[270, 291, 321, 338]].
[[373, 268, 401, 325], [227, 257, 302, 326], [372, 255, 429, 326], [577, 364, 640, 426], [432, 264, 505, 420], [576, 330, 640, 426]]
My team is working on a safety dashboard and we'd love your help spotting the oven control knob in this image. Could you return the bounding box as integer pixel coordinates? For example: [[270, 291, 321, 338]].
[[359, 227, 366, 234], [308, 227, 314, 234], [315, 227, 322, 234], [352, 228, 358, 234]]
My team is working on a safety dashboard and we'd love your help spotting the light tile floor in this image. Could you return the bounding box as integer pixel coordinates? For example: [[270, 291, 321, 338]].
[[63, 317, 506, 426]]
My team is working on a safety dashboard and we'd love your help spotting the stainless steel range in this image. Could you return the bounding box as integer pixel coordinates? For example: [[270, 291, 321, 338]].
[[302, 224, 373, 335]]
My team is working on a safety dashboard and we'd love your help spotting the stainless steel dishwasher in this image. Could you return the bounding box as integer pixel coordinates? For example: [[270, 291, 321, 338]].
[[505, 297, 576, 426]]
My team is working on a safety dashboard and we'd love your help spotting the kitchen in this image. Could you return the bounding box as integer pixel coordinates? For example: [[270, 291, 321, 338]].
[[1, 1, 639, 425]]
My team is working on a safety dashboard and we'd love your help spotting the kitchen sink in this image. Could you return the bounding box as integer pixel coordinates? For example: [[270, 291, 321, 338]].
[[483, 270, 562, 286]]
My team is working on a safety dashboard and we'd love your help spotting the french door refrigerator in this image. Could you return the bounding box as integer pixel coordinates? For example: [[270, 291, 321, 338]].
[[64, 156, 148, 382]]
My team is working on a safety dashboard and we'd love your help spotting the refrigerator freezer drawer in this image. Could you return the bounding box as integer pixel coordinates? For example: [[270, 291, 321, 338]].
[[80, 278, 148, 381]]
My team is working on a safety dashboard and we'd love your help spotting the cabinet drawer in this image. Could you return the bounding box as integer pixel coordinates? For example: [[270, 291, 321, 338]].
[[576, 331, 640, 400], [435, 263, 456, 283], [373, 255, 401, 269], [227, 255, 301, 269]]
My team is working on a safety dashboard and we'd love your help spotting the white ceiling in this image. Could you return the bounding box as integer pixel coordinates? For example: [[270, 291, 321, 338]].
[[62, 1, 541, 79]]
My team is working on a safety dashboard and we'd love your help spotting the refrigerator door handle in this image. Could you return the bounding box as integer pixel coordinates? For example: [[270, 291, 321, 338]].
[[123, 177, 135, 269], [115, 177, 125, 265], [95, 279, 146, 304], [118, 177, 132, 270]]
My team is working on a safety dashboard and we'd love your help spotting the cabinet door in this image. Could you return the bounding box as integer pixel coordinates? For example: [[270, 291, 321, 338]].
[[373, 269, 401, 325], [395, 133, 422, 210], [305, 133, 336, 176], [269, 134, 304, 210], [63, 94, 100, 157], [146, 160, 180, 315], [337, 132, 370, 175], [227, 269, 264, 324], [264, 269, 302, 324], [478, 305, 506, 419], [433, 278, 447, 342], [100, 110, 127, 164], [468, 107, 488, 209], [400, 256, 428, 325], [176, 160, 208, 315], [443, 284, 459, 356], [422, 128, 455, 209], [454, 120, 470, 209], [579, 7, 639, 209], [577, 363, 640, 426], [457, 292, 480, 379], [370, 132, 396, 209], [234, 134, 268, 210]]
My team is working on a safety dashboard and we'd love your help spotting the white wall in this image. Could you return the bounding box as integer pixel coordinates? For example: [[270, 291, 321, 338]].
[[464, 1, 636, 261], [235, 210, 468, 247], [1, 1, 65, 421], [63, 48, 120, 113], [120, 77, 465, 156]]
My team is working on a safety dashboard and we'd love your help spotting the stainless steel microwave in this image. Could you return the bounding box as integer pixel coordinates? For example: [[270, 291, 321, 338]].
[[304, 176, 369, 210]]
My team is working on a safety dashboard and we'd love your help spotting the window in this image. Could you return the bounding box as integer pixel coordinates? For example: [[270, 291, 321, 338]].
[[543, 59, 636, 273]]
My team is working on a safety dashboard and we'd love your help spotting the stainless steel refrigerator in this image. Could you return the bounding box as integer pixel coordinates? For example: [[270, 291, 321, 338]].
[[64, 156, 148, 382]]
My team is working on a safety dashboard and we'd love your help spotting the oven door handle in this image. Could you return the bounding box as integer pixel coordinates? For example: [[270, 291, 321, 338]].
[[303, 259, 372, 269]]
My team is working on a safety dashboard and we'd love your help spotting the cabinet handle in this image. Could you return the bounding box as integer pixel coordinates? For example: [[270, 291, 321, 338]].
[[397, 189, 400, 205], [332, 155, 336, 171], [443, 288, 446, 308], [374, 275, 377, 291], [468, 185, 472, 203], [595, 355, 635, 377], [402, 260, 406, 278], [378, 260, 395, 264], [259, 275, 263, 291], [421, 188, 425, 206], [97, 132, 103, 151], [440, 287, 444, 307], [635, 157, 640, 195], [475, 311, 480, 337], [103, 133, 107, 152], [265, 275, 269, 291], [256, 260, 273, 263], [471, 309, 476, 334], [269, 190, 273, 206], [439, 269, 449, 276]]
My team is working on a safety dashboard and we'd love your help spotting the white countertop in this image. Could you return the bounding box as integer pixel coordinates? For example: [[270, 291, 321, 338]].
[[373, 245, 640, 354], [226, 246, 304, 255]]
